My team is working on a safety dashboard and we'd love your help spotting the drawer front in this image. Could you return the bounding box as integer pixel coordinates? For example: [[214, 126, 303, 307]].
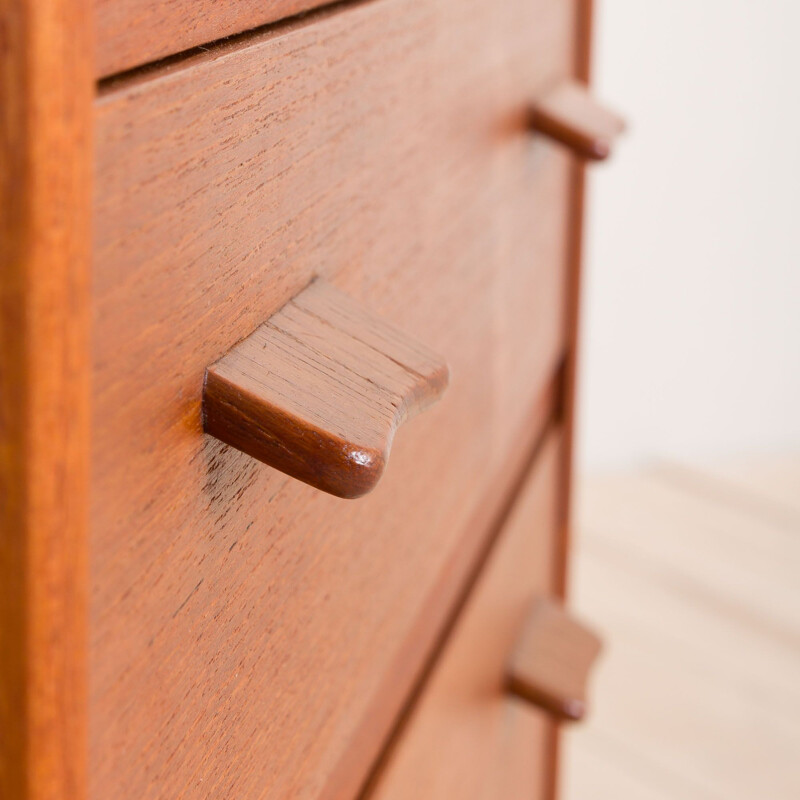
[[92, 0, 578, 798], [95, 0, 331, 78], [367, 428, 563, 800]]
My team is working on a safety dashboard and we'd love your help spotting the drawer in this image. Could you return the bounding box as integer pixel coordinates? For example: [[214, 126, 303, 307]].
[[366, 428, 563, 800], [92, 0, 578, 798], [95, 0, 332, 78]]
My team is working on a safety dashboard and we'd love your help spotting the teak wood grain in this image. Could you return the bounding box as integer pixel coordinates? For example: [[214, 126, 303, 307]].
[[506, 598, 602, 722], [530, 79, 625, 161], [0, 0, 92, 797], [91, 0, 580, 796], [204, 279, 449, 498], [94, 0, 332, 78], [366, 431, 563, 800]]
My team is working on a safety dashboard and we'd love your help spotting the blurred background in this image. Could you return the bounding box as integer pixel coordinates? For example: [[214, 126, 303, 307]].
[[579, 0, 800, 470], [565, 1, 800, 797]]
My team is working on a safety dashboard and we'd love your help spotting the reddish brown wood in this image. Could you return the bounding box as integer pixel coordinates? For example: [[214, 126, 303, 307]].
[[94, 0, 333, 78], [365, 430, 563, 800], [204, 279, 449, 498], [339, 377, 560, 800], [0, 0, 92, 797], [531, 79, 625, 161], [506, 598, 602, 722], [547, 5, 601, 795], [0, 0, 613, 795], [547, 5, 609, 795], [91, 0, 578, 797]]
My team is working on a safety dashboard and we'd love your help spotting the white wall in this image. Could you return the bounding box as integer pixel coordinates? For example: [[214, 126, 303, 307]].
[[578, 0, 800, 470]]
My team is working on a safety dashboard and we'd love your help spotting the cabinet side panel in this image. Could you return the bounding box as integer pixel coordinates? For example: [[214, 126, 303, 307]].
[[551, 1, 594, 799], [0, 0, 93, 797], [558, 0, 594, 597]]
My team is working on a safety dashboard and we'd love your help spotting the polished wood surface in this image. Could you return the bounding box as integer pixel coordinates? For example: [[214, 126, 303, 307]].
[[91, 0, 579, 797], [204, 279, 448, 498], [506, 598, 601, 722], [94, 0, 332, 78], [1, 0, 611, 795], [530, 79, 625, 161], [366, 430, 563, 800], [0, 0, 93, 797]]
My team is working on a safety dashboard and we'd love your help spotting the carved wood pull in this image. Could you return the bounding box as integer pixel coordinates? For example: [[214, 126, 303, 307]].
[[202, 279, 449, 499], [506, 598, 602, 721], [530, 80, 625, 160]]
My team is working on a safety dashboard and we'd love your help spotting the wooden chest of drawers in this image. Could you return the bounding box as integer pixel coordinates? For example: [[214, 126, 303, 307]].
[[1, 0, 622, 798]]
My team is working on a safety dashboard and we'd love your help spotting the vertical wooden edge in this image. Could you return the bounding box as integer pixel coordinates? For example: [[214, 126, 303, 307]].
[[0, 0, 93, 798], [549, 0, 594, 798], [558, 0, 594, 598]]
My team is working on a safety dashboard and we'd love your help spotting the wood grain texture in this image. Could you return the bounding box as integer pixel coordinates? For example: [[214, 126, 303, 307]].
[[91, 0, 579, 797], [0, 0, 92, 797], [530, 79, 625, 160], [366, 430, 563, 800], [94, 0, 330, 78], [204, 279, 449, 498], [506, 598, 602, 722]]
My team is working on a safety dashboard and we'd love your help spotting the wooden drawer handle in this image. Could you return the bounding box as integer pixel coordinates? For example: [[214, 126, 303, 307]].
[[202, 279, 449, 499], [505, 598, 602, 721], [530, 80, 625, 160]]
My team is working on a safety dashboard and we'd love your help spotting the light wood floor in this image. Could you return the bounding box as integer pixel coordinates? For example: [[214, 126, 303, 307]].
[[562, 454, 800, 800]]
